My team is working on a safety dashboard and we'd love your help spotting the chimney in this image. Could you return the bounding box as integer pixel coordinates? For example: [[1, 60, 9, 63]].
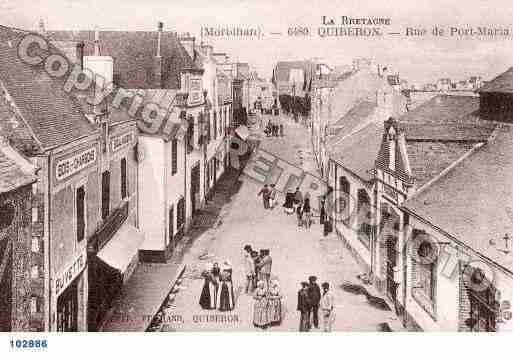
[[156, 21, 163, 57], [94, 26, 101, 56], [38, 18, 46, 35], [153, 22, 163, 88], [76, 42, 85, 70], [179, 33, 195, 60]]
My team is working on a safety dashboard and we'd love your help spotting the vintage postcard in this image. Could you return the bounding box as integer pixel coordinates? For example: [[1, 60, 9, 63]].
[[2, 0, 513, 343]]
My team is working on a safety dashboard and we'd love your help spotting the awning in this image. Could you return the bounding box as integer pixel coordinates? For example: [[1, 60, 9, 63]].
[[235, 125, 250, 140], [96, 223, 145, 274]]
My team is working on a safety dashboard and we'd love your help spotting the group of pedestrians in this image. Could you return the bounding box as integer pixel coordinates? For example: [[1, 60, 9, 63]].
[[297, 276, 335, 332], [265, 117, 284, 137], [242, 245, 282, 329], [199, 261, 235, 312], [257, 183, 277, 209], [283, 187, 312, 229], [243, 245, 273, 293]]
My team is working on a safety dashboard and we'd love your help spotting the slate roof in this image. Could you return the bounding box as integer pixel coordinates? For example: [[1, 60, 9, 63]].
[[122, 89, 184, 141], [0, 26, 98, 153], [329, 121, 384, 182], [47, 30, 200, 89], [328, 100, 377, 141], [330, 69, 406, 125], [0, 139, 37, 193], [391, 94, 498, 186], [478, 67, 513, 93], [403, 124, 513, 272], [397, 95, 481, 125]]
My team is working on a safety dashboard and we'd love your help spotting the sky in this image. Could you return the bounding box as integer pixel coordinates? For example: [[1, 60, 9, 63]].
[[3, 0, 513, 84]]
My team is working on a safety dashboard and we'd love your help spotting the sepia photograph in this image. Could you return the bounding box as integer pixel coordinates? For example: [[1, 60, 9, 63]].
[[2, 1, 513, 355]]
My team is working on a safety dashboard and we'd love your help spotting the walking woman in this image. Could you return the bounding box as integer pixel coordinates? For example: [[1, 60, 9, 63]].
[[269, 184, 277, 209], [253, 281, 270, 329], [199, 265, 218, 310], [303, 193, 312, 229], [268, 280, 283, 326], [218, 263, 235, 311], [296, 201, 303, 227]]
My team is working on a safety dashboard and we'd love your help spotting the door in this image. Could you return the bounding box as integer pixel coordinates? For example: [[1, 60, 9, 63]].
[[190, 163, 200, 215], [57, 279, 78, 332], [381, 205, 400, 303], [385, 235, 398, 302]]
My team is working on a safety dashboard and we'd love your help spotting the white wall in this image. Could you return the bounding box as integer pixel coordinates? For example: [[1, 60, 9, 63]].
[[138, 137, 165, 251]]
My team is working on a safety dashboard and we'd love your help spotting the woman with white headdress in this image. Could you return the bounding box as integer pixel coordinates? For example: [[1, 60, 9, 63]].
[[218, 260, 235, 311], [199, 263, 218, 310], [268, 280, 283, 326], [253, 280, 270, 329]]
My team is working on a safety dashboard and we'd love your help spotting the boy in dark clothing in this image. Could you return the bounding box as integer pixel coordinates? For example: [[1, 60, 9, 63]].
[[308, 276, 322, 329]]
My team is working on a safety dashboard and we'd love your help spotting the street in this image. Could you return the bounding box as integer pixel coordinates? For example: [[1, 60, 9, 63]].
[[158, 113, 402, 331]]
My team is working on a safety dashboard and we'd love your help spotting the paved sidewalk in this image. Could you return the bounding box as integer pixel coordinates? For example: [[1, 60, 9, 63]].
[[101, 168, 243, 332]]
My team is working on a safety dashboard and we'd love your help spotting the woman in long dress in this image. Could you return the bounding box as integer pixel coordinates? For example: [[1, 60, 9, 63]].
[[268, 280, 282, 326], [199, 270, 218, 310], [253, 280, 270, 329], [283, 189, 295, 215], [218, 265, 235, 311]]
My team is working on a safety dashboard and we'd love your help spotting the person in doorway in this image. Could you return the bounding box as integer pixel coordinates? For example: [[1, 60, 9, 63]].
[[308, 276, 321, 329], [320, 282, 334, 332], [243, 245, 255, 294], [253, 280, 270, 329], [258, 184, 270, 209], [297, 282, 312, 331], [303, 193, 312, 228]]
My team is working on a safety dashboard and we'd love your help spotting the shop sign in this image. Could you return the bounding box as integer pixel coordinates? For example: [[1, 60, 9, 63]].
[[110, 132, 134, 153], [56, 148, 96, 181], [54, 249, 86, 297]]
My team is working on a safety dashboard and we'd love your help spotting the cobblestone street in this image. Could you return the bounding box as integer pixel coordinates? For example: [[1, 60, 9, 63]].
[[159, 114, 403, 332]]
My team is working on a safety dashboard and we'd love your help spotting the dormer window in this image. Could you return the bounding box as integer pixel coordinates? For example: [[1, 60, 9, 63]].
[[388, 126, 396, 171]]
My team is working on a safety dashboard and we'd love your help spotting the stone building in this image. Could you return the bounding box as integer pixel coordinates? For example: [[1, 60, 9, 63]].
[[0, 137, 38, 331]]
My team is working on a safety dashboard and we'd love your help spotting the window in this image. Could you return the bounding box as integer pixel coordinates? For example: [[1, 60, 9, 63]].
[[168, 205, 174, 242], [171, 139, 178, 175], [177, 197, 185, 229], [101, 171, 110, 220], [356, 189, 372, 248], [31, 236, 39, 253], [76, 185, 85, 242], [411, 231, 437, 316], [30, 296, 39, 314], [339, 177, 350, 225], [31, 207, 38, 223], [213, 111, 217, 140], [186, 116, 194, 153], [31, 265, 39, 279], [121, 158, 127, 200]]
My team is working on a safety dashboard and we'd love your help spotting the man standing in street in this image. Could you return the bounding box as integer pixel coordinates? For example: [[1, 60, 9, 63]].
[[257, 184, 270, 209], [297, 282, 311, 331], [243, 245, 255, 293], [308, 276, 321, 329], [320, 282, 334, 332]]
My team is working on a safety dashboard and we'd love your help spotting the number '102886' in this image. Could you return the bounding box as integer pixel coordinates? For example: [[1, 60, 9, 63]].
[[10, 339, 47, 349]]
